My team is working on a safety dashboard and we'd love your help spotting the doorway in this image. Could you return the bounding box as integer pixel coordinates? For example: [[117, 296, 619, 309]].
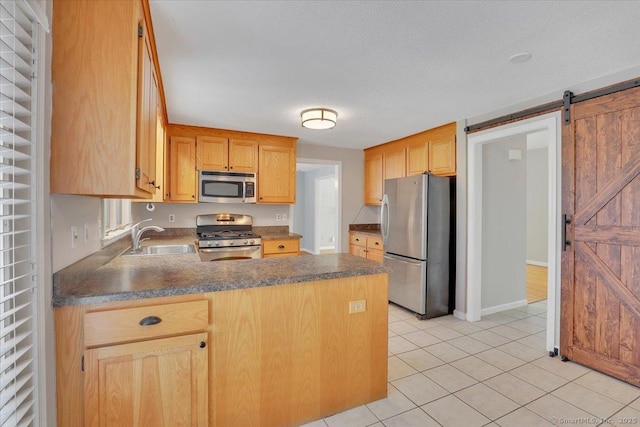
[[291, 159, 341, 255], [467, 112, 561, 352]]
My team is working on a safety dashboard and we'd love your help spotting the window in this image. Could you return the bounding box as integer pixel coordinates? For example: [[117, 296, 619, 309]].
[[101, 199, 132, 241], [0, 1, 40, 424]]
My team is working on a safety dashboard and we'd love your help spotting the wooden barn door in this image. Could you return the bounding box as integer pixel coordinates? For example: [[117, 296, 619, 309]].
[[561, 85, 640, 386]]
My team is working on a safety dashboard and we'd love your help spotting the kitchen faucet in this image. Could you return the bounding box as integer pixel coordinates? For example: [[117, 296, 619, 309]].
[[131, 219, 165, 251]]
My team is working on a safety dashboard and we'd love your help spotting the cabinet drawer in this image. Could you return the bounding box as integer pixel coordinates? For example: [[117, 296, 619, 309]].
[[262, 239, 300, 255], [84, 300, 209, 348], [349, 233, 366, 247], [367, 236, 383, 250]]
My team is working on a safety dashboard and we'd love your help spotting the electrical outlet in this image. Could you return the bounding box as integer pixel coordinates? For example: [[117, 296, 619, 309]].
[[83, 223, 89, 244], [70, 226, 78, 248], [282, 213, 288, 221], [349, 300, 366, 314], [276, 214, 282, 221], [169, 214, 175, 223]]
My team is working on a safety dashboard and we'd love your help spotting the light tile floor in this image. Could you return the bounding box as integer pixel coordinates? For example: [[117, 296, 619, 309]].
[[301, 301, 640, 427]]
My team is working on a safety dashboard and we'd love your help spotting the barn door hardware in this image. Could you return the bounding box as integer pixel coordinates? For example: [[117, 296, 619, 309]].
[[562, 214, 572, 251]]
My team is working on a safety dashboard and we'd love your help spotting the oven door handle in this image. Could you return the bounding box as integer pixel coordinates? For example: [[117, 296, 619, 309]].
[[199, 246, 260, 253]]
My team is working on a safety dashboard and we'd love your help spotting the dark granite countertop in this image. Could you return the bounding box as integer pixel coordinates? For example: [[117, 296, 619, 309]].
[[253, 226, 302, 240], [52, 235, 386, 307], [349, 224, 381, 237]]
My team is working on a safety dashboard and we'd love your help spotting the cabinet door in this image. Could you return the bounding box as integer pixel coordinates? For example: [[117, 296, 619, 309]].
[[349, 244, 367, 259], [383, 147, 406, 180], [258, 144, 296, 203], [406, 141, 427, 176], [229, 139, 258, 172], [196, 136, 228, 171], [429, 135, 456, 175], [169, 137, 197, 202], [364, 152, 383, 205], [84, 332, 208, 427], [135, 19, 155, 194], [366, 249, 384, 263]]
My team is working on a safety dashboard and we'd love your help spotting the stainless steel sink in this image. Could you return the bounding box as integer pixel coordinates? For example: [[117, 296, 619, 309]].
[[122, 244, 196, 256]]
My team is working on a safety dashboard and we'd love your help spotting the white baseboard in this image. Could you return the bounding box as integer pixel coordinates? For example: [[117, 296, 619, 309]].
[[481, 299, 528, 316], [453, 310, 466, 321], [300, 247, 316, 255], [526, 260, 548, 267], [319, 245, 335, 251]]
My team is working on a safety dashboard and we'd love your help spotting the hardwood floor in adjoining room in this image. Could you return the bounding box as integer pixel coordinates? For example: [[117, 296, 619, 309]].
[[526, 264, 547, 304]]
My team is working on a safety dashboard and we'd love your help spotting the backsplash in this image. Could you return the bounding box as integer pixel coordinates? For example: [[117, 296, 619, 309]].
[[131, 202, 290, 228]]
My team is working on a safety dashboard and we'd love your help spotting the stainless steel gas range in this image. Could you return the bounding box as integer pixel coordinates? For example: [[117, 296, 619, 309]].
[[196, 214, 262, 261]]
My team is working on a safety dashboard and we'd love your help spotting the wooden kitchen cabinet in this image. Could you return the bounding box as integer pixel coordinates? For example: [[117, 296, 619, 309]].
[[262, 238, 300, 257], [349, 232, 383, 263], [196, 137, 258, 172], [428, 133, 456, 175], [168, 136, 197, 202], [51, 0, 163, 198], [364, 143, 406, 206], [84, 333, 208, 426], [406, 122, 457, 176], [364, 152, 383, 205], [258, 142, 296, 203], [56, 297, 209, 427]]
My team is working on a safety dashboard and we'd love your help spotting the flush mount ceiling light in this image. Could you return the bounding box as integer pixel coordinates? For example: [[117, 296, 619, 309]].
[[300, 108, 338, 130], [509, 52, 532, 64]]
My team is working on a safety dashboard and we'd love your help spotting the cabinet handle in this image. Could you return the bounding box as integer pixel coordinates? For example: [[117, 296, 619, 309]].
[[199, 341, 206, 349], [192, 195, 195, 199], [374, 242, 379, 245], [139, 316, 162, 326], [278, 244, 285, 249], [229, 166, 233, 170], [355, 238, 360, 242], [149, 180, 160, 189]]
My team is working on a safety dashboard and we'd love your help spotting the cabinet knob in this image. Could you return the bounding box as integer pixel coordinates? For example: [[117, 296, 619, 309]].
[[278, 244, 285, 249], [375, 242, 379, 245], [229, 166, 233, 170], [149, 180, 160, 189], [355, 238, 360, 242], [199, 341, 206, 349], [139, 316, 162, 326], [224, 166, 228, 169], [192, 195, 195, 199]]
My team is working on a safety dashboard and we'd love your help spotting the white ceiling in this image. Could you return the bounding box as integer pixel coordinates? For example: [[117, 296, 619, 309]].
[[149, 1, 640, 150]]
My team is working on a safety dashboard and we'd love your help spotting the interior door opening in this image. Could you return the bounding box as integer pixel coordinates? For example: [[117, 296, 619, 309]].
[[467, 112, 562, 353]]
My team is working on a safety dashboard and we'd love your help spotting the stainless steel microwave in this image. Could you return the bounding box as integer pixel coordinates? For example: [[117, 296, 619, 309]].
[[198, 171, 257, 203]]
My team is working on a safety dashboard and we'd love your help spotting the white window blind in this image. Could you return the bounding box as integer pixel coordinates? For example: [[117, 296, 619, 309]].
[[0, 1, 38, 426]]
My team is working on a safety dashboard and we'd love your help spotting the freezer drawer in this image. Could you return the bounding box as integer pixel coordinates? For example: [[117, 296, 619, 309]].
[[384, 253, 450, 318], [384, 254, 427, 315]]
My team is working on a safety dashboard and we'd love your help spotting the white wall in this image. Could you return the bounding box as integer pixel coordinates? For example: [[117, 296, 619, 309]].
[[50, 195, 103, 272], [526, 146, 549, 264], [297, 142, 378, 252], [292, 171, 306, 245], [481, 135, 527, 310]]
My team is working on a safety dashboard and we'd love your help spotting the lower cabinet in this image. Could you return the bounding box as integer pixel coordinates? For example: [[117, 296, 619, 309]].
[[349, 232, 383, 262], [55, 276, 388, 427], [84, 332, 208, 426], [262, 238, 300, 257]]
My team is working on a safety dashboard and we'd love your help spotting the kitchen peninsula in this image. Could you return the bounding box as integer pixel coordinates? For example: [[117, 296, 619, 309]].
[[53, 235, 388, 427]]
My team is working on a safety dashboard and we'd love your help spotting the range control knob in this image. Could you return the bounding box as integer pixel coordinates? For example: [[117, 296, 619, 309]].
[[249, 239, 255, 244], [229, 241, 234, 246], [214, 241, 220, 247], [243, 240, 248, 245]]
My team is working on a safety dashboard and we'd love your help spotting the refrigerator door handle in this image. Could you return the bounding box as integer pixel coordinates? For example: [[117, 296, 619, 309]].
[[383, 253, 424, 266], [381, 194, 390, 245]]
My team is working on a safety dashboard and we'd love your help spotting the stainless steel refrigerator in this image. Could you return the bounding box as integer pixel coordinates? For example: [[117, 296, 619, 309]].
[[381, 173, 450, 319]]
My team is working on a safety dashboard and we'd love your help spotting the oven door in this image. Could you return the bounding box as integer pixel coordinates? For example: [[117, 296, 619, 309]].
[[198, 245, 262, 262]]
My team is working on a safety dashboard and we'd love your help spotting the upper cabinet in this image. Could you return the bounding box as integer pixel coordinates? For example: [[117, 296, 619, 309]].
[[258, 142, 296, 204], [196, 137, 258, 172], [51, 0, 165, 198], [364, 122, 456, 205], [166, 125, 297, 203]]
